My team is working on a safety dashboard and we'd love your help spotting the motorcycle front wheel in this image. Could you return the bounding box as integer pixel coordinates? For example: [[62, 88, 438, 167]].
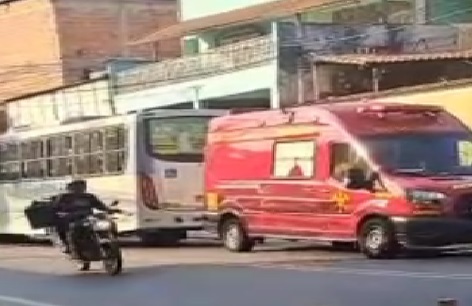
[[102, 243, 122, 276]]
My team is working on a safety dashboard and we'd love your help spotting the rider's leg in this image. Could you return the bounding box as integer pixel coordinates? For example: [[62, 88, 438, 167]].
[[56, 220, 70, 253]]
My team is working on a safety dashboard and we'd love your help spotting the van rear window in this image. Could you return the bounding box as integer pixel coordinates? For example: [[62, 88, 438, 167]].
[[145, 116, 211, 163]]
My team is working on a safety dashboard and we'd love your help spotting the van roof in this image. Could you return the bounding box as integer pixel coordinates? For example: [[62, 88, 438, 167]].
[[209, 101, 467, 136]]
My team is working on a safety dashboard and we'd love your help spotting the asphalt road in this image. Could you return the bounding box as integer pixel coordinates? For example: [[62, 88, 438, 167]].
[[0, 243, 471, 306]]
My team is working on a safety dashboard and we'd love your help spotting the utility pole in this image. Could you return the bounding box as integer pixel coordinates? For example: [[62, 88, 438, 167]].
[[295, 13, 305, 104], [119, 0, 129, 57], [191, 85, 202, 109]]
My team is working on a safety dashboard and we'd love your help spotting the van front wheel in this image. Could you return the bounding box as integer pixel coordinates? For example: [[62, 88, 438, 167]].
[[359, 218, 398, 259], [221, 218, 255, 252]]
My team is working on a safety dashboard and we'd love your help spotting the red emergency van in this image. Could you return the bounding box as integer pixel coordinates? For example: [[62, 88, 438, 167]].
[[203, 101, 472, 259]]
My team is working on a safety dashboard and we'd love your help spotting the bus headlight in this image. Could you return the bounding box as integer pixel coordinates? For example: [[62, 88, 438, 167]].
[[406, 190, 446, 204]]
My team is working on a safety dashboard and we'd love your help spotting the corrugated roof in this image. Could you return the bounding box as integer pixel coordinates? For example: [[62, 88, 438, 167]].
[[312, 50, 472, 65], [130, 0, 358, 45]]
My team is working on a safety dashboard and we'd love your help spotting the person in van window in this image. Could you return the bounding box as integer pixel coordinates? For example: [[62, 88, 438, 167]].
[[333, 160, 373, 191], [288, 158, 304, 177]]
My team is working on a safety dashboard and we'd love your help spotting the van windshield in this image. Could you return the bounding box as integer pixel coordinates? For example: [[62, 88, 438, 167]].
[[361, 132, 472, 176]]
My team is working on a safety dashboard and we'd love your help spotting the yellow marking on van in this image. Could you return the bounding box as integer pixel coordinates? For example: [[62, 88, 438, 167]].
[[375, 192, 395, 199], [208, 124, 321, 143], [206, 192, 220, 211], [332, 191, 350, 212]]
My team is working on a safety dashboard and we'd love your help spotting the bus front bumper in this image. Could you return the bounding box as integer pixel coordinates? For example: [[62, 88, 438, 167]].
[[392, 216, 472, 247], [202, 212, 220, 234]]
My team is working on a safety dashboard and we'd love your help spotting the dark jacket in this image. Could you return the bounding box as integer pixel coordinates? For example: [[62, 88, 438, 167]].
[[54, 192, 112, 216]]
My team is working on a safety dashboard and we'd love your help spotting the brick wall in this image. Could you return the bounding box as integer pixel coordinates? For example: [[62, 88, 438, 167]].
[[0, 0, 180, 102], [55, 0, 180, 85], [0, 0, 63, 102]]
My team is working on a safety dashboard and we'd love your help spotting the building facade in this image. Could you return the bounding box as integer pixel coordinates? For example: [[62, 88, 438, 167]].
[[0, 0, 180, 102], [113, 0, 471, 113]]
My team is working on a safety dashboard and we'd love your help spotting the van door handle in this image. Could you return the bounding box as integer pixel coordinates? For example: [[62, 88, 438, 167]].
[[318, 189, 331, 193], [259, 185, 270, 193]]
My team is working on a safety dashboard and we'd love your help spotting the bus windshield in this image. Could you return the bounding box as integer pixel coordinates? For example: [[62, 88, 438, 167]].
[[145, 116, 211, 162], [361, 132, 472, 176]]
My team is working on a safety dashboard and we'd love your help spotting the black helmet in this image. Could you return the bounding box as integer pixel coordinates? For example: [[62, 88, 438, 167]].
[[67, 179, 87, 192]]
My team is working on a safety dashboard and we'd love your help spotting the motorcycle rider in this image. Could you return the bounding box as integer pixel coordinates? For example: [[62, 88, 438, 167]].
[[54, 179, 120, 254]]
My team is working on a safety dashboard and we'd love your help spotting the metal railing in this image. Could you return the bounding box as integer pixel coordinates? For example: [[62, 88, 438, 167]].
[[115, 35, 276, 95]]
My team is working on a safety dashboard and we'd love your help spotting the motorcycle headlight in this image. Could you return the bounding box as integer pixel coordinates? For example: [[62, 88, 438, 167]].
[[406, 190, 446, 204], [94, 220, 112, 231]]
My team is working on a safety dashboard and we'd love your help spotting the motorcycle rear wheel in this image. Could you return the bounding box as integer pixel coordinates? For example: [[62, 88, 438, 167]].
[[102, 244, 122, 276]]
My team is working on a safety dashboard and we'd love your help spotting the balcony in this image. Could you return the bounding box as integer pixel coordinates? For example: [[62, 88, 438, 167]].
[[115, 35, 276, 95]]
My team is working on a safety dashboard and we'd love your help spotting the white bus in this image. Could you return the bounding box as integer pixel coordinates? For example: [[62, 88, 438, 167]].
[[0, 109, 225, 244]]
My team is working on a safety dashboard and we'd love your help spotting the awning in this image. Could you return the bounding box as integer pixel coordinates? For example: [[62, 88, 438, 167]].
[[312, 50, 472, 65], [130, 0, 359, 45]]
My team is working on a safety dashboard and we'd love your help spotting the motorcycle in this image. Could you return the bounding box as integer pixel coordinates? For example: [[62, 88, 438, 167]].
[[52, 201, 125, 276]]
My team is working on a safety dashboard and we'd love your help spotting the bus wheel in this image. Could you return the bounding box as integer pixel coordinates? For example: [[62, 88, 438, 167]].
[[359, 218, 398, 259], [221, 218, 254, 253]]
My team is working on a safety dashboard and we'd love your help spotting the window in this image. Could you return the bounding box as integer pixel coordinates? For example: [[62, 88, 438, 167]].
[[0, 124, 127, 182], [273, 141, 316, 179], [47, 135, 73, 177], [0, 143, 19, 181], [330, 142, 370, 182], [145, 117, 211, 163], [21, 139, 45, 179], [183, 38, 200, 55], [74, 130, 104, 175], [362, 132, 472, 176], [458, 140, 472, 166], [104, 126, 126, 173]]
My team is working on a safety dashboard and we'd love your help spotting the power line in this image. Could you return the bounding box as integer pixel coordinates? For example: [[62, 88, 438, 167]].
[[0, 2, 469, 70]]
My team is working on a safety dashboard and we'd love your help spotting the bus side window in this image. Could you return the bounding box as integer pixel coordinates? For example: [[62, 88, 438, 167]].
[[105, 126, 126, 173], [47, 135, 73, 177], [89, 130, 104, 175], [0, 143, 20, 181], [21, 139, 45, 179]]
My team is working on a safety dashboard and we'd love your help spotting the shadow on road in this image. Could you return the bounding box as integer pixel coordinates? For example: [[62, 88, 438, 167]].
[[3, 234, 472, 262]]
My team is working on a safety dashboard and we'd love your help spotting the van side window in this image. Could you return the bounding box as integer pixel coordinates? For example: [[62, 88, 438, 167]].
[[458, 140, 472, 166], [273, 140, 316, 179], [330, 142, 370, 183]]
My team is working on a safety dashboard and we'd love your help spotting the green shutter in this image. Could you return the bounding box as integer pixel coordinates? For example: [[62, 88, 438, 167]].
[[428, 0, 472, 24], [183, 38, 200, 55]]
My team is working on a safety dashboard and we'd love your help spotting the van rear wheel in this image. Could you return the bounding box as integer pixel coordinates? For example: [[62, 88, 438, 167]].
[[221, 218, 255, 252], [359, 218, 398, 259]]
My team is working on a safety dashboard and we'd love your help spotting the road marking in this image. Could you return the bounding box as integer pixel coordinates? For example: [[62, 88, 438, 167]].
[[0, 295, 64, 306], [252, 264, 472, 280]]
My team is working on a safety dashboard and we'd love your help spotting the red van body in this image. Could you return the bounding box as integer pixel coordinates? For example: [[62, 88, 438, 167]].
[[203, 102, 472, 259]]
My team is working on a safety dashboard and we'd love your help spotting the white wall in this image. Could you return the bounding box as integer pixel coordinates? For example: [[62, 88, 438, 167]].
[[6, 79, 113, 129], [114, 62, 278, 113], [180, 0, 277, 21]]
